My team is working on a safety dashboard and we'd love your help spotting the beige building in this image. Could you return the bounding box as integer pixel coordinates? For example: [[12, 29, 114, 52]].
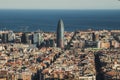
[[98, 41, 110, 49]]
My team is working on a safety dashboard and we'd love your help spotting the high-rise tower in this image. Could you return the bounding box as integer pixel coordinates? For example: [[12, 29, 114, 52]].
[[2, 33, 8, 43], [57, 19, 64, 48]]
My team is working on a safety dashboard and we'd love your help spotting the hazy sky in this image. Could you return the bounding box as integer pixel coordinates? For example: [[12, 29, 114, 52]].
[[0, 0, 120, 9]]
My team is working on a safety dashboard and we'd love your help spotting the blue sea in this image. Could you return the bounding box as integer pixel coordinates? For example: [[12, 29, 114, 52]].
[[0, 9, 120, 32]]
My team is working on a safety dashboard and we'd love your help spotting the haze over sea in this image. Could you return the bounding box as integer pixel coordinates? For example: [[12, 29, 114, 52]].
[[0, 9, 120, 32]]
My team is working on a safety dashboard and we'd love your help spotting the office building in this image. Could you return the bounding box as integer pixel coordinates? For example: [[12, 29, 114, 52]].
[[2, 33, 8, 43], [56, 19, 64, 48]]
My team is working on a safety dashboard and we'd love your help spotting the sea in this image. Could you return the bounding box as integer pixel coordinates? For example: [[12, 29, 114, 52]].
[[0, 9, 120, 32]]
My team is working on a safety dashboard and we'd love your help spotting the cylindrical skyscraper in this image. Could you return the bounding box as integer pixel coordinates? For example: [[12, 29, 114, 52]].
[[57, 19, 64, 48]]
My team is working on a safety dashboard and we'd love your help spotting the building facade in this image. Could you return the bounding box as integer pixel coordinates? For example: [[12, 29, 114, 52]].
[[56, 19, 64, 49]]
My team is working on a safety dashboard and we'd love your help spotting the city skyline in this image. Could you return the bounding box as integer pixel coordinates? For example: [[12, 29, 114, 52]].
[[0, 0, 120, 9]]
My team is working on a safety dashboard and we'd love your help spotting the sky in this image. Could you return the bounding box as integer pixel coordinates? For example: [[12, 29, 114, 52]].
[[0, 0, 120, 9]]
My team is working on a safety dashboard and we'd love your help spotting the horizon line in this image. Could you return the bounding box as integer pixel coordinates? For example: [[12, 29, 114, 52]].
[[0, 8, 120, 10]]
